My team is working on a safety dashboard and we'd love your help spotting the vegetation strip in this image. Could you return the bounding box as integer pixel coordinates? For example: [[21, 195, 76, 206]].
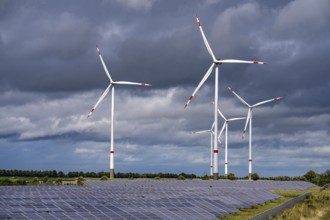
[[219, 188, 316, 220], [270, 187, 330, 220], [250, 192, 311, 220]]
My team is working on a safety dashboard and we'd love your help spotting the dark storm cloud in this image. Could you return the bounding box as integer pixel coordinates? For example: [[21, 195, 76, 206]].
[[0, 0, 329, 176]]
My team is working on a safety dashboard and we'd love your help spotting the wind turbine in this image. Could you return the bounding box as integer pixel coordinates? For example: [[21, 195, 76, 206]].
[[217, 109, 245, 177], [88, 46, 152, 179], [184, 16, 266, 179], [192, 122, 215, 176], [228, 86, 281, 180]]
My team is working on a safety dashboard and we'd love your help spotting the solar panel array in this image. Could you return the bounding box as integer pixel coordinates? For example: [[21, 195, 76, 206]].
[[0, 180, 315, 220]]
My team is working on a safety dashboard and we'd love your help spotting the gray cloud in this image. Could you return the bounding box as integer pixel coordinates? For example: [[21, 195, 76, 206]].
[[0, 0, 329, 176]]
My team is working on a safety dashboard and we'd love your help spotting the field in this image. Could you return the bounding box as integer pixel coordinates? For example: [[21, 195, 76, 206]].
[[0, 179, 315, 219]]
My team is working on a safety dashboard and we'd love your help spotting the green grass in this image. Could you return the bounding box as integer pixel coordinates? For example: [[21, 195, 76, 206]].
[[270, 187, 330, 220], [219, 187, 318, 220], [0, 176, 78, 185]]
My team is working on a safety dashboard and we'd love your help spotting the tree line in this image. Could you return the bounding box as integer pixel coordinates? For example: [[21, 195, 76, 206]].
[[0, 169, 196, 179], [0, 169, 329, 186]]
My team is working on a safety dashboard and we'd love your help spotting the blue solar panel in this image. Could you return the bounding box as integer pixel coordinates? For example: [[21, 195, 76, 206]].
[[0, 180, 315, 219]]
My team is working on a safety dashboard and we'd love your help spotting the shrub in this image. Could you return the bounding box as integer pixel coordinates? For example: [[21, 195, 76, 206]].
[[42, 176, 49, 183], [154, 176, 161, 180], [78, 176, 85, 181], [0, 178, 13, 185], [177, 175, 185, 180], [251, 173, 260, 181], [227, 173, 236, 180], [201, 175, 210, 180], [31, 177, 39, 185], [15, 179, 27, 185], [100, 175, 109, 181], [55, 178, 62, 185]]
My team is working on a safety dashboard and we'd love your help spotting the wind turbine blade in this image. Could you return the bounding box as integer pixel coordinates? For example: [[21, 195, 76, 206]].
[[227, 117, 246, 121], [184, 63, 215, 108], [243, 109, 251, 138], [96, 45, 113, 82], [192, 130, 210, 134], [114, 81, 152, 86], [218, 122, 226, 141], [87, 84, 112, 118], [228, 86, 250, 107], [217, 109, 227, 121], [252, 97, 282, 107], [196, 16, 216, 61], [211, 121, 215, 131], [220, 59, 267, 64]]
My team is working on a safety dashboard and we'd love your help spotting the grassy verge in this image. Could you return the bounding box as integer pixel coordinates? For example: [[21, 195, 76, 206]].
[[270, 187, 330, 220], [219, 187, 318, 220]]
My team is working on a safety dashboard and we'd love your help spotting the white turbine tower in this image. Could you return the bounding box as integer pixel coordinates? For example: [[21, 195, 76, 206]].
[[217, 109, 245, 176], [184, 16, 266, 180], [88, 46, 152, 179], [192, 122, 215, 176], [228, 86, 281, 180]]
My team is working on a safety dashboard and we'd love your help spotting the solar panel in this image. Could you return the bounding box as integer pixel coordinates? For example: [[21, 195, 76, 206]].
[[0, 180, 315, 219]]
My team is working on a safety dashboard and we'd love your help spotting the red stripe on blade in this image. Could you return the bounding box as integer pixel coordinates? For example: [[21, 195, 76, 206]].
[[110, 150, 114, 154], [213, 150, 218, 153]]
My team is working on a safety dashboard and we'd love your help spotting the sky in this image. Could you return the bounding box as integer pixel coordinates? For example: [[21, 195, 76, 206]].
[[0, 0, 329, 177]]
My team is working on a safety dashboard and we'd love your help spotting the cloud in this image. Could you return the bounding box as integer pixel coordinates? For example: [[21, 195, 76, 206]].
[[115, 0, 156, 11], [274, 0, 330, 39], [0, 0, 329, 176]]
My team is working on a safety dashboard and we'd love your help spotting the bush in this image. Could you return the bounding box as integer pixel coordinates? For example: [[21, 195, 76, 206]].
[[42, 176, 49, 183], [177, 175, 185, 180], [55, 178, 62, 185], [0, 178, 13, 185], [15, 179, 27, 185], [78, 176, 85, 181], [31, 177, 39, 185], [100, 175, 109, 181], [251, 173, 260, 181], [201, 175, 210, 180], [154, 176, 161, 180], [227, 173, 236, 180]]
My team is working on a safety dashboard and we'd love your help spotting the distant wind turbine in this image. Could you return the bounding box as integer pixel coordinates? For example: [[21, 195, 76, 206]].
[[228, 86, 281, 180], [217, 109, 245, 176], [192, 122, 215, 176], [184, 16, 266, 179], [88, 46, 151, 179]]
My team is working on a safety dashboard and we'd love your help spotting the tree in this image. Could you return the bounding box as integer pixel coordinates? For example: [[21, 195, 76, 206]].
[[304, 170, 318, 183], [251, 173, 260, 181], [227, 173, 236, 180]]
